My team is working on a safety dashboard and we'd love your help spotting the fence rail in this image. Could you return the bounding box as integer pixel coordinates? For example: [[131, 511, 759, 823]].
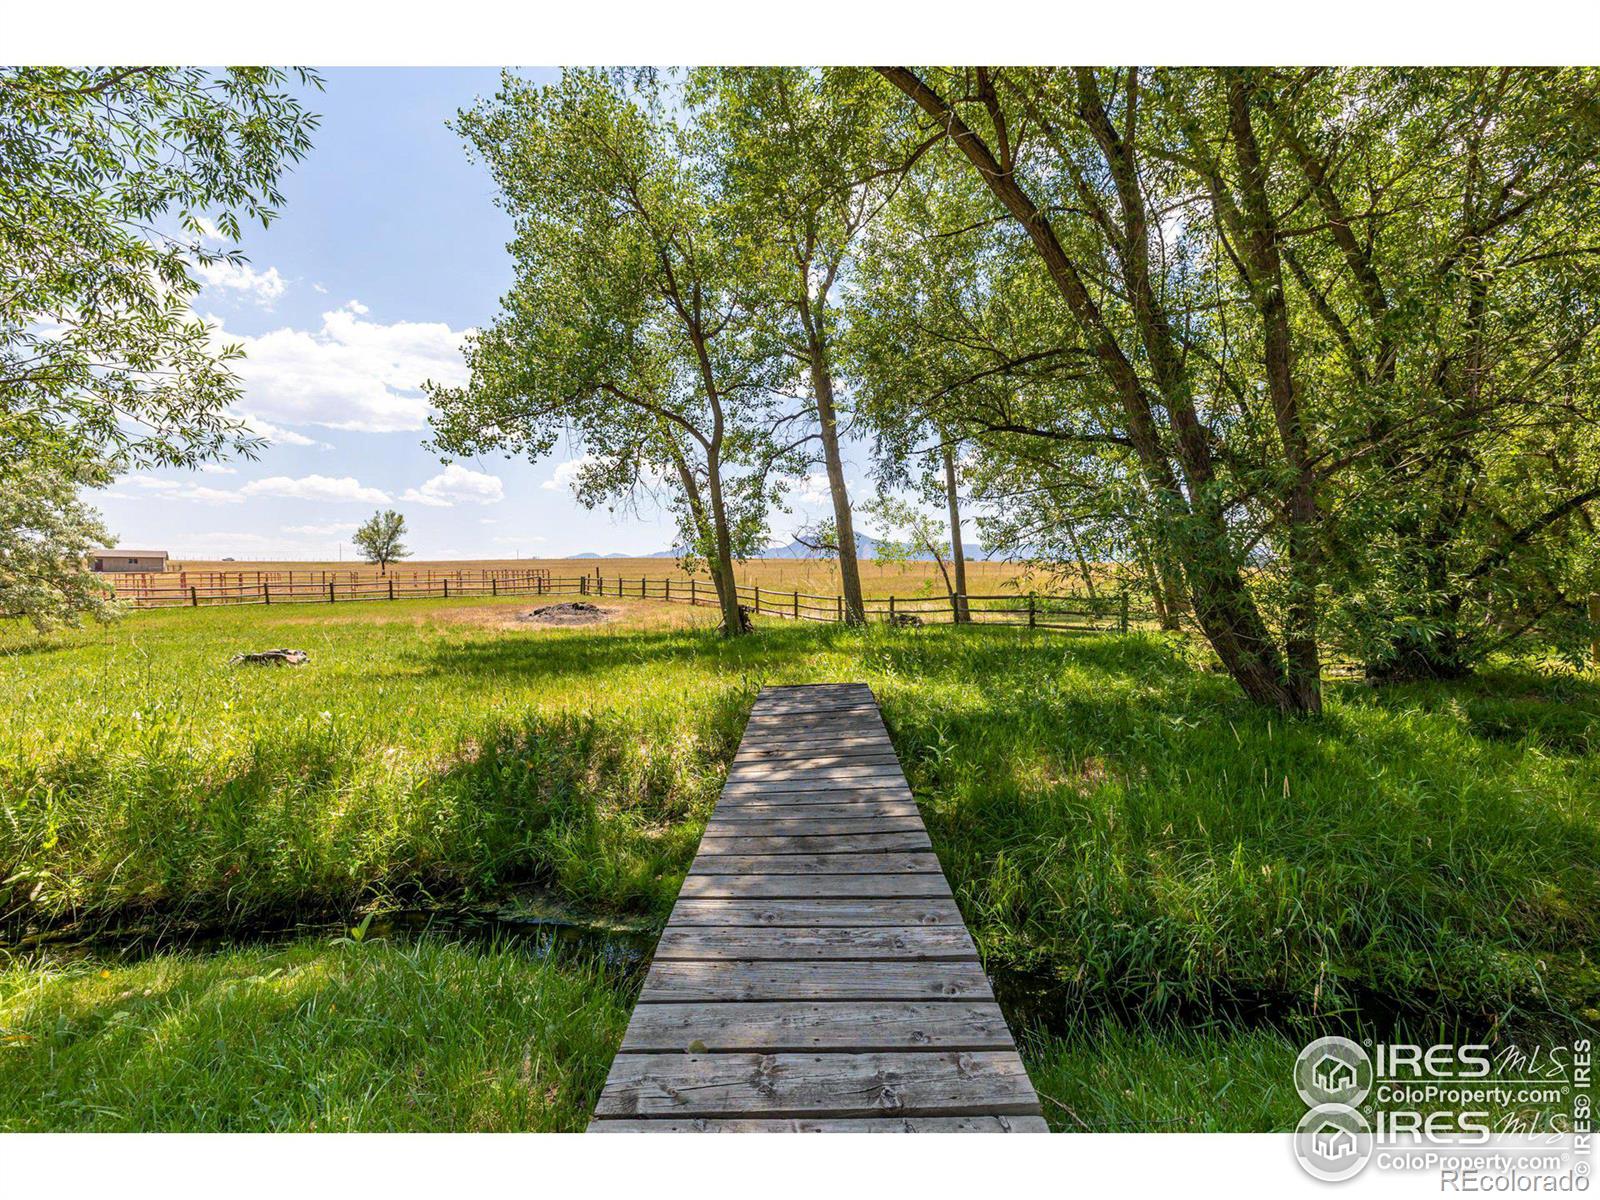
[[113, 567, 1146, 633]]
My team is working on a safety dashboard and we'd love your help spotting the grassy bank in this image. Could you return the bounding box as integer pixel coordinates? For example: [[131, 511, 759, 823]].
[[0, 935, 631, 1132], [3, 597, 1597, 1129]]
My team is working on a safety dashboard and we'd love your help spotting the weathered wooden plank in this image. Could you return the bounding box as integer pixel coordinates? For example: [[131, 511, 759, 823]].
[[688, 851, 941, 875], [667, 898, 967, 926], [695, 830, 932, 854], [729, 753, 904, 772], [616, 1001, 1010, 1052], [748, 700, 879, 716], [593, 1051, 1040, 1119], [718, 782, 915, 801], [679, 874, 952, 899], [707, 800, 920, 822], [701, 816, 926, 837], [734, 734, 891, 752], [739, 718, 886, 736], [731, 754, 902, 770], [745, 713, 880, 726], [641, 959, 992, 1002], [653, 924, 976, 961], [733, 747, 902, 764], [589, 1115, 1051, 1132], [726, 764, 910, 785]]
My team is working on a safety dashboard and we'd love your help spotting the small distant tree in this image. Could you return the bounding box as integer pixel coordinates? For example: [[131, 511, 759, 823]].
[[0, 457, 120, 631], [353, 510, 409, 574]]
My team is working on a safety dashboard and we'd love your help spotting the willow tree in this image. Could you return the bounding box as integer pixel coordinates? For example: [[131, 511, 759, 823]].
[[841, 149, 1179, 625], [1, 66, 320, 474], [1215, 67, 1600, 678], [687, 68, 924, 624], [426, 71, 799, 635], [875, 67, 1600, 709]]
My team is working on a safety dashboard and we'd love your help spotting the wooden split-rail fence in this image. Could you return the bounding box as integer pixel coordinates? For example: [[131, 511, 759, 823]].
[[110, 567, 1139, 633], [589, 683, 1047, 1132]]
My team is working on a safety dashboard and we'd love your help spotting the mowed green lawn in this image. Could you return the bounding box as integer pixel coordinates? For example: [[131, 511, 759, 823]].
[[2, 595, 1597, 1130]]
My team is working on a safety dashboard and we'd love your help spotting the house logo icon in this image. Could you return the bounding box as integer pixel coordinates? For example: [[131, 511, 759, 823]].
[[1313, 1121, 1357, 1160], [1294, 1035, 1372, 1107], [1313, 1054, 1357, 1096], [1294, 1103, 1373, 1182]]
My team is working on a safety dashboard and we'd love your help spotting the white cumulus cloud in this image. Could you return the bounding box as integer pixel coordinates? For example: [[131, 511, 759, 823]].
[[281, 522, 359, 536], [116, 476, 243, 503], [209, 301, 470, 434], [237, 413, 329, 449], [778, 471, 835, 506], [541, 455, 597, 492], [401, 463, 504, 508], [195, 259, 287, 307], [240, 475, 392, 504]]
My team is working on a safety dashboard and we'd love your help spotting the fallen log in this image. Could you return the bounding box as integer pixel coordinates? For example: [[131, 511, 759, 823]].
[[230, 648, 310, 666]]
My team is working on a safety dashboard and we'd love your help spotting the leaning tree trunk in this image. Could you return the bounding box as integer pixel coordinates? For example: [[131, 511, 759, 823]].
[[808, 330, 865, 625], [704, 461, 746, 638], [941, 441, 969, 622]]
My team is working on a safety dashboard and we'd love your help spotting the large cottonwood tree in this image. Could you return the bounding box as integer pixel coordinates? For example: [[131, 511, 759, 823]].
[[427, 71, 801, 635], [872, 66, 1600, 706], [687, 68, 927, 624]]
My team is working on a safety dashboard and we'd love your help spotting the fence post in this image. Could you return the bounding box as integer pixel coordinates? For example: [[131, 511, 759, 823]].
[[328, 580, 335, 604], [491, 576, 497, 597], [836, 595, 842, 622], [1028, 593, 1036, 629], [263, 581, 271, 606], [666, 578, 671, 602], [537, 575, 544, 596], [793, 590, 799, 620], [389, 578, 395, 601], [754, 585, 760, 615], [443, 578, 450, 599], [889, 595, 896, 623], [190, 585, 198, 607], [690, 578, 697, 605], [1119, 590, 1129, 634]]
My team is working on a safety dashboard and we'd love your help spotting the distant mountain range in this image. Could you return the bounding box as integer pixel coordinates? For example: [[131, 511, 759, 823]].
[[629, 534, 1010, 562]]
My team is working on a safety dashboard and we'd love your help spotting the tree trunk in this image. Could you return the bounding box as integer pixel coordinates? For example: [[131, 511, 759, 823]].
[[941, 441, 969, 622], [808, 338, 866, 625], [1226, 72, 1323, 714], [704, 453, 745, 637], [879, 67, 1311, 715], [1064, 521, 1098, 601]]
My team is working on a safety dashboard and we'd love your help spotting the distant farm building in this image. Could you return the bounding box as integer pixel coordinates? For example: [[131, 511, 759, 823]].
[[91, 549, 169, 573]]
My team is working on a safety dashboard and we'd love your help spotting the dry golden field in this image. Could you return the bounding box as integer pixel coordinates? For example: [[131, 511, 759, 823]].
[[133, 555, 1049, 599]]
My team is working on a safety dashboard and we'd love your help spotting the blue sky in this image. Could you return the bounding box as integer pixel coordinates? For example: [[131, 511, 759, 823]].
[[98, 68, 865, 561]]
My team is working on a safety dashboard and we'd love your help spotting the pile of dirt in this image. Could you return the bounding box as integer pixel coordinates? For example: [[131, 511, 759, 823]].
[[519, 602, 613, 626]]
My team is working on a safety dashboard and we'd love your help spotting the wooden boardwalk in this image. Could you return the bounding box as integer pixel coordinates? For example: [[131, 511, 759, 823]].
[[590, 683, 1047, 1132]]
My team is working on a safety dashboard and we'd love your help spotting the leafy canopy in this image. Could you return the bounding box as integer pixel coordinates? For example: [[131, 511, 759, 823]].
[[0, 66, 321, 474]]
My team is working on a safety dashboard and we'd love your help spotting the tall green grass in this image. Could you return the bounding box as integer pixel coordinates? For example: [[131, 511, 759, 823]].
[[0, 935, 631, 1131], [4, 598, 1597, 1039]]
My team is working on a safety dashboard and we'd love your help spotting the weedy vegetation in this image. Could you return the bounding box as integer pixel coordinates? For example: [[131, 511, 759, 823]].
[[3, 597, 1597, 1130]]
